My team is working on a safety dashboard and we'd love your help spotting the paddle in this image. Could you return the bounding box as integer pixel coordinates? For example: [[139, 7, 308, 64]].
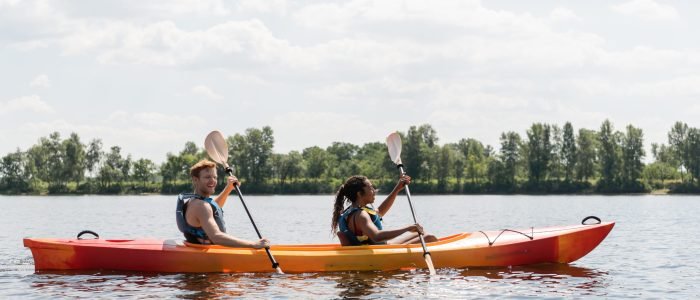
[[386, 132, 437, 275], [204, 130, 284, 274]]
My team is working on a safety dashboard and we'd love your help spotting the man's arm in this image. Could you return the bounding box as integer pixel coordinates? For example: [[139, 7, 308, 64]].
[[189, 201, 268, 248], [214, 176, 237, 208]]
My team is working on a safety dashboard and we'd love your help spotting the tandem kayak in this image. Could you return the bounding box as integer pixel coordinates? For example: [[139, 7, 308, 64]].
[[24, 220, 614, 273]]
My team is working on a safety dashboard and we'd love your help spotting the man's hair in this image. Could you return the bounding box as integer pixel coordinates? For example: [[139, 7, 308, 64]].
[[190, 160, 217, 177]]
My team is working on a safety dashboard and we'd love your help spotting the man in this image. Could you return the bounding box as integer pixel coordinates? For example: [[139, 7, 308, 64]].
[[176, 159, 269, 248]]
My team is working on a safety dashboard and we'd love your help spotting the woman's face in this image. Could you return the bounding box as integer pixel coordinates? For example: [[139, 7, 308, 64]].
[[357, 179, 376, 205]]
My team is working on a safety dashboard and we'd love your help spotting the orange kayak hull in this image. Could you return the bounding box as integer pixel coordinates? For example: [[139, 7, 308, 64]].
[[24, 222, 614, 273]]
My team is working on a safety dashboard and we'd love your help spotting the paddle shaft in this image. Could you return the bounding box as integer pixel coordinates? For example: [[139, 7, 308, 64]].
[[397, 165, 430, 256], [226, 168, 281, 271]]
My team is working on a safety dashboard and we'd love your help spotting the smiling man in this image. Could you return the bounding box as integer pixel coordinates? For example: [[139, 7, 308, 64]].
[[175, 160, 270, 248]]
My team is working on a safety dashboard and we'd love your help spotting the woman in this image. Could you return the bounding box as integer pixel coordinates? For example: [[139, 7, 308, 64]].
[[331, 174, 438, 246]]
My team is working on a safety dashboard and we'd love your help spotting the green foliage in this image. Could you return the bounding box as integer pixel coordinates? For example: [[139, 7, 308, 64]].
[[525, 123, 552, 187], [597, 120, 620, 190], [561, 122, 576, 182], [3, 121, 700, 195], [621, 125, 645, 185], [576, 128, 597, 181]]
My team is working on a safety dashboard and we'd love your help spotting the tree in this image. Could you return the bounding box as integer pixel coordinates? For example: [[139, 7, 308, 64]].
[[402, 124, 439, 182], [458, 138, 485, 184], [598, 120, 620, 188], [357, 142, 394, 180], [642, 162, 679, 186], [161, 153, 183, 187], [561, 122, 577, 182], [685, 128, 700, 183], [326, 142, 360, 179], [228, 134, 249, 180], [576, 128, 597, 182], [99, 146, 127, 188], [651, 143, 679, 168], [62, 133, 86, 184], [499, 131, 521, 187], [227, 127, 274, 184], [133, 158, 156, 188], [272, 151, 304, 187], [39, 132, 67, 191], [549, 124, 563, 181], [303, 146, 328, 179], [0, 149, 29, 192], [525, 123, 552, 186], [620, 125, 645, 186], [244, 126, 275, 185], [404, 127, 425, 181], [668, 122, 689, 182], [436, 145, 454, 191], [85, 139, 103, 177]]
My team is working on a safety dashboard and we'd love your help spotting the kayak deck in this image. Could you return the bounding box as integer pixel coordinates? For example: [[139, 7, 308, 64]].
[[24, 222, 614, 273]]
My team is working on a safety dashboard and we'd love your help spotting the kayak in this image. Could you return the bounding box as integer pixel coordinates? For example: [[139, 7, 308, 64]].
[[24, 221, 614, 273]]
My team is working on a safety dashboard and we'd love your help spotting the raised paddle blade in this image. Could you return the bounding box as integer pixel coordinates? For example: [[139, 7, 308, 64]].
[[204, 130, 230, 167], [386, 132, 403, 165]]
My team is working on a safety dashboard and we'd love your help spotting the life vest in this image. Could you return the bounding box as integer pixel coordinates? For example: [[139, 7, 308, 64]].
[[176, 193, 227, 244], [338, 206, 385, 245]]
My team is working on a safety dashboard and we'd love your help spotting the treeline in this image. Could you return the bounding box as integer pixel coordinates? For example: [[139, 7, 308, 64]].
[[1, 121, 699, 195]]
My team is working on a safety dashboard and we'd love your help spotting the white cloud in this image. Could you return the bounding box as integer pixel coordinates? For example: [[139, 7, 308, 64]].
[[192, 85, 223, 100], [0, 95, 53, 114], [627, 76, 700, 98], [0, 0, 21, 7], [106, 110, 206, 127], [611, 0, 679, 21], [30, 74, 51, 88], [20, 118, 201, 161], [271, 112, 379, 152], [549, 7, 581, 22], [141, 0, 230, 16]]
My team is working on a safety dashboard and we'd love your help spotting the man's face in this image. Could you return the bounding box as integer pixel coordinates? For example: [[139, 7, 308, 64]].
[[193, 167, 217, 195]]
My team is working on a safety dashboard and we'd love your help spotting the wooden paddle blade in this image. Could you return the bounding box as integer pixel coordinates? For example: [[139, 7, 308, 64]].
[[385, 132, 403, 165], [204, 130, 229, 166], [425, 253, 437, 275]]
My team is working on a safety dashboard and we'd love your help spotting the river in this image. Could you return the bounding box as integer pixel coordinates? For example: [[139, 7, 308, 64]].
[[2, 194, 698, 298]]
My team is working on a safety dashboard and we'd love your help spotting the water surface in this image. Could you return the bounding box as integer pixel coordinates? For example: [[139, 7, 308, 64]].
[[2, 195, 698, 298]]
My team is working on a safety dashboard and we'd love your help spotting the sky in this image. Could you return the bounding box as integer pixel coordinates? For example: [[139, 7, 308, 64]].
[[1, 0, 699, 163]]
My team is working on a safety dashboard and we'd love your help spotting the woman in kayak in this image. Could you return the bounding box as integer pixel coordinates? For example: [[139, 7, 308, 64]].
[[176, 160, 269, 248], [332, 175, 438, 246]]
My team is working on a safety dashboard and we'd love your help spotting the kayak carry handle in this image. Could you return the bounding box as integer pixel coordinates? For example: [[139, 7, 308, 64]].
[[581, 216, 601, 225], [77, 230, 100, 240]]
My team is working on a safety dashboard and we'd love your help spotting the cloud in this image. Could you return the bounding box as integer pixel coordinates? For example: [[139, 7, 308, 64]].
[[627, 76, 700, 98], [270, 111, 379, 152], [549, 7, 582, 22], [611, 0, 679, 21], [106, 110, 206, 127], [30, 74, 51, 88], [0, 95, 53, 114], [20, 117, 202, 162], [192, 85, 224, 100]]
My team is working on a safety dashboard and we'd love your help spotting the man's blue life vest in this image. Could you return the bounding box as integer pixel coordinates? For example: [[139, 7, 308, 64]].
[[176, 193, 227, 244], [338, 206, 385, 246]]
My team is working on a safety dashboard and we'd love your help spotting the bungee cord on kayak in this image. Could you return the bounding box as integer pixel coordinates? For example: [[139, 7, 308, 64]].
[[478, 228, 535, 246], [478, 216, 604, 246]]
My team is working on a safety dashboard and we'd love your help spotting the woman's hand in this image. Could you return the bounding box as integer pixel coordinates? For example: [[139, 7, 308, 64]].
[[396, 174, 411, 190], [408, 223, 424, 235]]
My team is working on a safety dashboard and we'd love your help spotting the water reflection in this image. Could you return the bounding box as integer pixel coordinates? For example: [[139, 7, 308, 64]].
[[459, 264, 607, 280], [24, 264, 609, 298], [332, 271, 387, 298]]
